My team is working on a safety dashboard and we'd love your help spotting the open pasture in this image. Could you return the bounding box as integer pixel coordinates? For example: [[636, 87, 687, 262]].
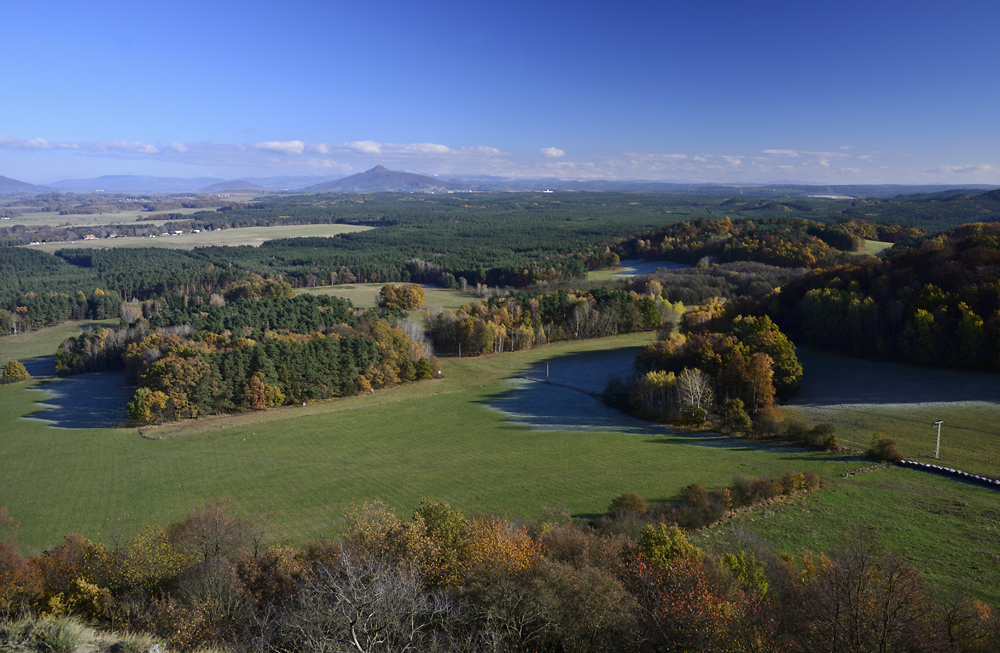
[[699, 465, 1000, 603], [787, 347, 1000, 478], [2, 331, 846, 553], [298, 282, 475, 311], [855, 239, 893, 255], [0, 320, 117, 369], [26, 223, 373, 252], [10, 207, 218, 227], [2, 326, 999, 603]]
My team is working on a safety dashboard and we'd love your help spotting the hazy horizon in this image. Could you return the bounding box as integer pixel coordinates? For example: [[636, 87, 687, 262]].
[[3, 1, 998, 186]]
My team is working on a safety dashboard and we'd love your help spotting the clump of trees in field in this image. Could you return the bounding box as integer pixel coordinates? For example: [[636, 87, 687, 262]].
[[430, 288, 683, 356], [377, 283, 425, 310], [0, 492, 993, 652], [54, 290, 440, 424], [607, 304, 822, 440]]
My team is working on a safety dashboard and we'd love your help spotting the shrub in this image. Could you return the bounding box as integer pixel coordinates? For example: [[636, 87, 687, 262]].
[[730, 474, 757, 508], [752, 404, 785, 440], [783, 417, 810, 444], [720, 399, 753, 434], [679, 405, 707, 426], [679, 484, 710, 510], [806, 423, 839, 451], [0, 360, 30, 384], [607, 493, 648, 517], [867, 434, 902, 462], [801, 470, 822, 490]]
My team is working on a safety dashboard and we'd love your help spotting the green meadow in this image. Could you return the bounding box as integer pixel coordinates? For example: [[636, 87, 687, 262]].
[[297, 283, 476, 311], [0, 320, 118, 367], [12, 207, 219, 227], [26, 223, 373, 252], [1, 325, 998, 604]]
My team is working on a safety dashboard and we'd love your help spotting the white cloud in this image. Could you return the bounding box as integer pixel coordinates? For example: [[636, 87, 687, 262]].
[[924, 164, 995, 175], [171, 142, 188, 152], [344, 140, 382, 154], [761, 149, 799, 157], [252, 140, 306, 155], [540, 147, 566, 158]]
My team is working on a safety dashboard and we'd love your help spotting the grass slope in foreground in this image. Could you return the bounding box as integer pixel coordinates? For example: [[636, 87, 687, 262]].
[[0, 330, 997, 604]]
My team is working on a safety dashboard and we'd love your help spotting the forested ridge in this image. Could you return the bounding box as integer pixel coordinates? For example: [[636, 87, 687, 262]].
[[769, 222, 1000, 368]]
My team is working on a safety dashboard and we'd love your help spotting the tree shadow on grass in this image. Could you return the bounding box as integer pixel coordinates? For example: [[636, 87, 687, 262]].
[[20, 355, 56, 378], [483, 378, 668, 435], [24, 371, 133, 429], [517, 345, 644, 395], [789, 347, 1000, 406]]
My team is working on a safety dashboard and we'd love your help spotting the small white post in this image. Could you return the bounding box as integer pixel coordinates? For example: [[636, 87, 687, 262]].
[[546, 362, 549, 381], [934, 420, 944, 459]]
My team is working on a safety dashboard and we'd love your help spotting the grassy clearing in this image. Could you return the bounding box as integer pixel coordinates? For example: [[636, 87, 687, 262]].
[[1, 329, 998, 604], [298, 283, 476, 311], [788, 347, 1000, 478], [27, 224, 373, 252], [0, 615, 159, 652], [787, 402, 1000, 479], [12, 206, 218, 227], [699, 466, 1000, 604], [2, 332, 841, 551], [856, 239, 893, 255], [586, 268, 620, 282], [0, 320, 118, 368]]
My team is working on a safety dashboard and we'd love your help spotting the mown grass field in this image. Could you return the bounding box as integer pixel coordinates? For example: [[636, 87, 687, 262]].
[[0, 320, 117, 368], [787, 402, 1000, 479], [1, 325, 998, 603], [787, 347, 1000, 478], [698, 466, 1000, 602], [12, 207, 219, 227], [857, 239, 893, 255], [297, 283, 476, 311], [26, 224, 373, 252]]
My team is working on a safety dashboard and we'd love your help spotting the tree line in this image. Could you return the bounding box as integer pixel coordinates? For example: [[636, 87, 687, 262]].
[[771, 222, 1000, 369], [429, 288, 684, 356]]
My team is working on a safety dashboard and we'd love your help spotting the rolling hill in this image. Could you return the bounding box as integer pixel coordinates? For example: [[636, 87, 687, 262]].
[[0, 174, 47, 194], [303, 165, 450, 193]]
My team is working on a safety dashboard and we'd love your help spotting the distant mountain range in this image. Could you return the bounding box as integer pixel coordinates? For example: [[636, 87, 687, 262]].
[[41, 174, 344, 193], [198, 179, 264, 193], [0, 168, 997, 197]]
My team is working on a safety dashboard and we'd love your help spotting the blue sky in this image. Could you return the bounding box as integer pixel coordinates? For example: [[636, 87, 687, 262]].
[[2, 0, 998, 185]]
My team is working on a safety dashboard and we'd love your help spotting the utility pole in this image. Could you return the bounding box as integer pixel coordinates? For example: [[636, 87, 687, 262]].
[[934, 420, 944, 459]]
